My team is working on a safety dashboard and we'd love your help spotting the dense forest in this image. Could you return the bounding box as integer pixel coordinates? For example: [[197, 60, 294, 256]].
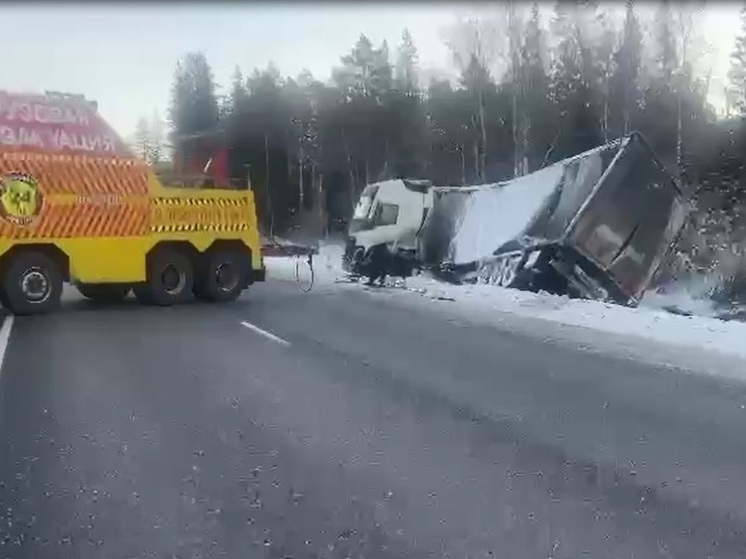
[[134, 1, 746, 288]]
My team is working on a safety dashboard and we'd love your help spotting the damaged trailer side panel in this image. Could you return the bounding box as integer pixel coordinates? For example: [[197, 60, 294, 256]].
[[418, 161, 579, 281], [423, 140, 623, 285]]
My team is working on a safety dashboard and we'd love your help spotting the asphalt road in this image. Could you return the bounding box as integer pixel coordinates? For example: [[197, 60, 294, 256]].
[[2, 278, 746, 558]]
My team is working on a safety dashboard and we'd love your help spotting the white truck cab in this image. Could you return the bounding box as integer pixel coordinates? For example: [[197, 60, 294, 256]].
[[343, 179, 433, 276]]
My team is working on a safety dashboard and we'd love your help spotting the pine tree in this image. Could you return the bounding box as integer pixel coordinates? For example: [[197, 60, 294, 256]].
[[637, 0, 681, 170], [168, 52, 219, 137], [520, 2, 553, 171], [395, 28, 419, 95], [460, 54, 493, 181], [654, 0, 678, 85], [167, 52, 220, 166], [229, 66, 249, 116], [593, 9, 618, 142], [332, 35, 395, 187], [134, 116, 151, 162], [426, 79, 474, 184], [334, 35, 381, 99], [550, 1, 602, 160], [167, 60, 188, 144], [728, 5, 746, 115], [246, 63, 286, 231], [148, 110, 165, 164], [609, 0, 643, 136], [505, 1, 524, 176], [389, 29, 426, 178], [377, 40, 392, 85]]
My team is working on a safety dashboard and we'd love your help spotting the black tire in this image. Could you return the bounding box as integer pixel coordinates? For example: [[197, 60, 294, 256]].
[[2, 251, 63, 315], [193, 249, 248, 303], [0, 286, 10, 309], [363, 244, 391, 285], [529, 260, 569, 295], [77, 283, 130, 304], [137, 248, 194, 307]]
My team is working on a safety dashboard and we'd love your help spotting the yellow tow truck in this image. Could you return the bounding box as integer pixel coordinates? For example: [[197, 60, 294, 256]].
[[0, 90, 264, 315]]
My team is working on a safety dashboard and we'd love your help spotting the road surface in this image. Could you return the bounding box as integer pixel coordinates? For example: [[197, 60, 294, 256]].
[[1, 278, 746, 558]]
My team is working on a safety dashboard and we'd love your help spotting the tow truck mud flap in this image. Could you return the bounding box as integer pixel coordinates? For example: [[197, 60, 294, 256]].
[[253, 267, 266, 282]]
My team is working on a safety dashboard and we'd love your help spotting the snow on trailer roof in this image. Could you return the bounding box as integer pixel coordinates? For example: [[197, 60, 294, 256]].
[[448, 163, 567, 265], [445, 138, 630, 265], [0, 90, 134, 159]]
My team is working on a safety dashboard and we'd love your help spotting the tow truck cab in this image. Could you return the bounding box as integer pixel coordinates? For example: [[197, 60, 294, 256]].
[[163, 130, 238, 189]]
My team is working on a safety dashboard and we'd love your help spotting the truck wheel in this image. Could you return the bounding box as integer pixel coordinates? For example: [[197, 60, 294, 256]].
[[77, 284, 130, 304], [2, 252, 63, 315], [194, 249, 247, 303], [0, 287, 10, 309], [137, 248, 194, 307]]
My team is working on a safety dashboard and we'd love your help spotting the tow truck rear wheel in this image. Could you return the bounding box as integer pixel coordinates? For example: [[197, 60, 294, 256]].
[[134, 248, 194, 307], [0, 287, 10, 310], [2, 251, 63, 315], [194, 249, 247, 303], [77, 283, 130, 304]]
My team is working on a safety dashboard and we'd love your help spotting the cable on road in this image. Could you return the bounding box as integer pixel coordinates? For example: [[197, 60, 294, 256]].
[[262, 236, 317, 293], [294, 253, 315, 292]]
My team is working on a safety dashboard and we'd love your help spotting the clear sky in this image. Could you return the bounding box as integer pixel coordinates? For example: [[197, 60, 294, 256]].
[[1, 2, 740, 139]]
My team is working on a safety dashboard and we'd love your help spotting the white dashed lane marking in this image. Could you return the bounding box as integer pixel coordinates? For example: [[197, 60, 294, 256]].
[[0, 315, 14, 380], [240, 320, 290, 347]]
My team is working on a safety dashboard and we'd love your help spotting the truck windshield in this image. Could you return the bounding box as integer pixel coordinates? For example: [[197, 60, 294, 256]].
[[353, 196, 374, 220]]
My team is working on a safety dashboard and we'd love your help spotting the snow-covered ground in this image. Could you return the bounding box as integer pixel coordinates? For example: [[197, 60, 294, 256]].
[[263, 242, 746, 375], [402, 274, 746, 359], [640, 285, 720, 318]]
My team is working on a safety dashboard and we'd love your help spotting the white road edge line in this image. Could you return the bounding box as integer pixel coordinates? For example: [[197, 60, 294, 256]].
[[240, 320, 290, 347], [0, 315, 14, 379]]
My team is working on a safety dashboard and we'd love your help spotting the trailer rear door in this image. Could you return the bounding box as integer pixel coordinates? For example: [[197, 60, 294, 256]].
[[566, 135, 685, 301]]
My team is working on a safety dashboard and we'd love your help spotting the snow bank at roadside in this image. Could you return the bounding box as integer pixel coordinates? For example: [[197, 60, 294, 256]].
[[264, 243, 346, 284], [264, 241, 746, 363], [640, 287, 719, 318], [402, 274, 746, 362]]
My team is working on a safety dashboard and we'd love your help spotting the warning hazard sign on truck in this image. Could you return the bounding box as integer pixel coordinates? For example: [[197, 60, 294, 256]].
[[0, 91, 130, 156]]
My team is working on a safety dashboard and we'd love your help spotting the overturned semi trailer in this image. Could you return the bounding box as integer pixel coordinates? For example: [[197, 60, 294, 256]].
[[418, 132, 689, 306]]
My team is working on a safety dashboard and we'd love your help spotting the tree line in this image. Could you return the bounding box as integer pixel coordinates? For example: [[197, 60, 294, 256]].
[[157, 1, 746, 258], [132, 110, 166, 165]]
